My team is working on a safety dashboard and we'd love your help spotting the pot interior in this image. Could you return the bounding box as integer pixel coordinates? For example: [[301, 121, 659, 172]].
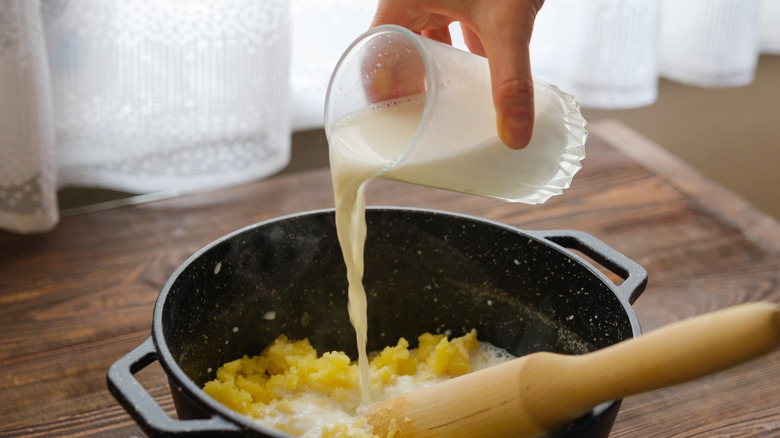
[[156, 208, 639, 436]]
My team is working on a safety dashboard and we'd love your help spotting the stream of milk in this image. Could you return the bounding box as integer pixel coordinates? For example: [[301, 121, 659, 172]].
[[328, 97, 423, 403], [328, 93, 553, 403]]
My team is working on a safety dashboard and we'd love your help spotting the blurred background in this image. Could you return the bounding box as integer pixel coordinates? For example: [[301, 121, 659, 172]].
[[3, 0, 779, 234], [584, 55, 780, 221]]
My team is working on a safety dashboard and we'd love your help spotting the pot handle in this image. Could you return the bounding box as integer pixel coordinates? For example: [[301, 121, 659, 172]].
[[535, 230, 647, 304], [107, 336, 245, 437]]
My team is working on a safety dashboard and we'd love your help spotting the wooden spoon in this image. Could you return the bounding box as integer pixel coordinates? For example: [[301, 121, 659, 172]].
[[364, 301, 780, 438]]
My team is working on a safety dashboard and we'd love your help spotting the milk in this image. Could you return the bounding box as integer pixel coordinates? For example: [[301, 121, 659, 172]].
[[330, 96, 520, 404], [329, 109, 383, 404], [329, 95, 574, 404], [329, 98, 422, 404], [330, 95, 574, 202]]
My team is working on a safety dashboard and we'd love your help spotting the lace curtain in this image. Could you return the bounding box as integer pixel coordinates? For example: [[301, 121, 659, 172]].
[[1, 0, 779, 234]]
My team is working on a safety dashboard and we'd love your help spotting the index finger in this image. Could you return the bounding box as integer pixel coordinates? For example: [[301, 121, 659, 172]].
[[466, 1, 542, 149]]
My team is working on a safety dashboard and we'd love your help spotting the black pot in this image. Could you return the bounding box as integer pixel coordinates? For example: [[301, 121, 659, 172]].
[[108, 207, 647, 437]]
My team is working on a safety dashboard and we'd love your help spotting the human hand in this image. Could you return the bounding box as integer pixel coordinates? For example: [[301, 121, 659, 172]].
[[371, 0, 544, 150]]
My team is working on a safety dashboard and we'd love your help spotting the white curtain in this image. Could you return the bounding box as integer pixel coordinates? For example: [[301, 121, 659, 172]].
[[1, 0, 779, 234], [1, 0, 292, 233]]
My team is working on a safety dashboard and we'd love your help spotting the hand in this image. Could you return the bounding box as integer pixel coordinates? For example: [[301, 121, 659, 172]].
[[372, 0, 544, 150]]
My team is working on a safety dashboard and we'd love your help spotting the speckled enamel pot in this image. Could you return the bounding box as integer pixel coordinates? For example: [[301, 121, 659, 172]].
[[109, 207, 647, 437]]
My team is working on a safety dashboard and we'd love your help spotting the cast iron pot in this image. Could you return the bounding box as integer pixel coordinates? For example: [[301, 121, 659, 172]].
[[108, 207, 647, 437]]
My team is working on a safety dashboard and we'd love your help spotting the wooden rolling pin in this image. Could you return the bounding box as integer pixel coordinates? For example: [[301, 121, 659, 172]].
[[364, 301, 780, 438]]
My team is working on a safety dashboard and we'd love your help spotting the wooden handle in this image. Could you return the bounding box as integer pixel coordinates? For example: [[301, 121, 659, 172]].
[[363, 301, 780, 438]]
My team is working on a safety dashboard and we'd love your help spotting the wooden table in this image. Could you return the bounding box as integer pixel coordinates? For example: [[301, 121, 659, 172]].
[[1, 120, 778, 437]]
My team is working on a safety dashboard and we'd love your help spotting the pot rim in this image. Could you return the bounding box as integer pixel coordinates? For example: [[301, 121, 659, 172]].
[[152, 206, 645, 436]]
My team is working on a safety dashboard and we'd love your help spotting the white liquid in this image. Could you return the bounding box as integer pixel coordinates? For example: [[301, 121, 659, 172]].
[[329, 96, 565, 404], [331, 96, 573, 204], [329, 98, 423, 404]]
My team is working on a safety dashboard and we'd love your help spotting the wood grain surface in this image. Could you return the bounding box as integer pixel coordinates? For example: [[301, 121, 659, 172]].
[[1, 120, 778, 437]]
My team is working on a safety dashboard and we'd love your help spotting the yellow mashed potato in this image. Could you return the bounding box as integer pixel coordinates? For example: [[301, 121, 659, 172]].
[[203, 330, 484, 438]]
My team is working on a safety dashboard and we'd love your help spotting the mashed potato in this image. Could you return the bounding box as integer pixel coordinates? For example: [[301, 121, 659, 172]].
[[203, 329, 510, 437]]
